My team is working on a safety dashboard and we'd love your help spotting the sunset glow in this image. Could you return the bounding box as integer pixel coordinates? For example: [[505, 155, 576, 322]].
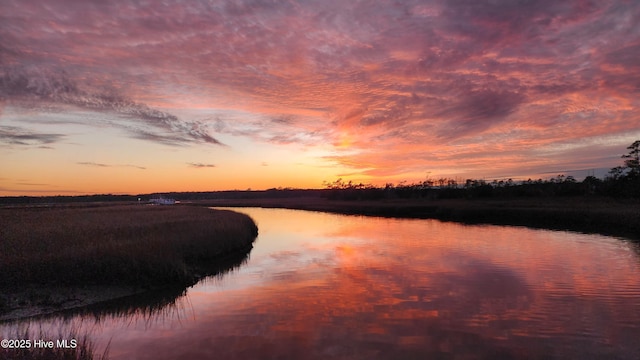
[[1, 0, 639, 195]]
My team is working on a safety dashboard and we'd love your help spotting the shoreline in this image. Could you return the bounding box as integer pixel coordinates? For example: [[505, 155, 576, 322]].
[[0, 242, 254, 322], [3, 196, 638, 321], [0, 205, 258, 322], [0, 248, 254, 322], [190, 196, 640, 241]]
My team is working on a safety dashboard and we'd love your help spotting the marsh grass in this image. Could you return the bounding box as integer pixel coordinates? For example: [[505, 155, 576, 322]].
[[0, 326, 108, 360], [0, 205, 258, 308], [61, 248, 251, 324]]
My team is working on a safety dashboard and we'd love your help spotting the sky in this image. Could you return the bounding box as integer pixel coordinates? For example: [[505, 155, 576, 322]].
[[1, 0, 639, 196]]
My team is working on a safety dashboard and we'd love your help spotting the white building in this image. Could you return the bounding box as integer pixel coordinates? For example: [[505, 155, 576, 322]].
[[149, 196, 176, 205]]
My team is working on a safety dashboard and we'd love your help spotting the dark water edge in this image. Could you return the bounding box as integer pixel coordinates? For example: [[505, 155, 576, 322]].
[[190, 197, 640, 241], [71, 243, 253, 319], [0, 243, 253, 360], [0, 241, 254, 323], [0, 205, 259, 321]]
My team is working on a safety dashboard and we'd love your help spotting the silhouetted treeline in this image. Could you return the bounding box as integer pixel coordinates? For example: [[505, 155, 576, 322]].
[[1, 176, 636, 206], [152, 188, 325, 201], [0, 194, 139, 206], [0, 189, 326, 206], [321, 174, 637, 201], [323, 140, 640, 201], [3, 141, 638, 205]]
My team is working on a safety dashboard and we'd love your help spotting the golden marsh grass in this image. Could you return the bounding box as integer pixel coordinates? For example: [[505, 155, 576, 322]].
[[0, 205, 258, 312]]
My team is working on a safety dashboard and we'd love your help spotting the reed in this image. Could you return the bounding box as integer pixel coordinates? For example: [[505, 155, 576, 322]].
[[0, 205, 258, 312], [0, 327, 108, 360]]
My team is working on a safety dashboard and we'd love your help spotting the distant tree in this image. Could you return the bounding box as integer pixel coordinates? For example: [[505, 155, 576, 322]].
[[607, 166, 626, 181], [604, 140, 640, 197], [622, 140, 640, 177], [323, 178, 346, 189]]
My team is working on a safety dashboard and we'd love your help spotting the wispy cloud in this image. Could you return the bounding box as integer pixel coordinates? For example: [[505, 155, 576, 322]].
[[1, 0, 639, 183], [0, 125, 64, 146], [77, 162, 110, 168], [77, 162, 146, 170], [187, 162, 216, 169], [0, 66, 224, 146], [0, 187, 86, 194], [15, 182, 50, 186]]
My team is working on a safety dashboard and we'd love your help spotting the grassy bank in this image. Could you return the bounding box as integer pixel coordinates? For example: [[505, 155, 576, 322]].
[[0, 326, 108, 360], [0, 204, 258, 318], [193, 196, 640, 240]]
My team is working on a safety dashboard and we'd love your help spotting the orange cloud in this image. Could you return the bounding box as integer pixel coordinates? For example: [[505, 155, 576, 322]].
[[1, 0, 639, 194]]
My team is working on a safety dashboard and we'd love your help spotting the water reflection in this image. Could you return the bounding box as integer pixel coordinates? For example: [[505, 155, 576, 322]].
[[0, 243, 252, 357], [2, 208, 640, 359]]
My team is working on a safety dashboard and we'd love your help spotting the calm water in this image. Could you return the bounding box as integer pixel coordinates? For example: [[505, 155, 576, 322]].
[[3, 207, 640, 359]]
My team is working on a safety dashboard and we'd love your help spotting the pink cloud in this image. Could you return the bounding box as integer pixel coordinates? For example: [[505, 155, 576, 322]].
[[1, 0, 639, 182]]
